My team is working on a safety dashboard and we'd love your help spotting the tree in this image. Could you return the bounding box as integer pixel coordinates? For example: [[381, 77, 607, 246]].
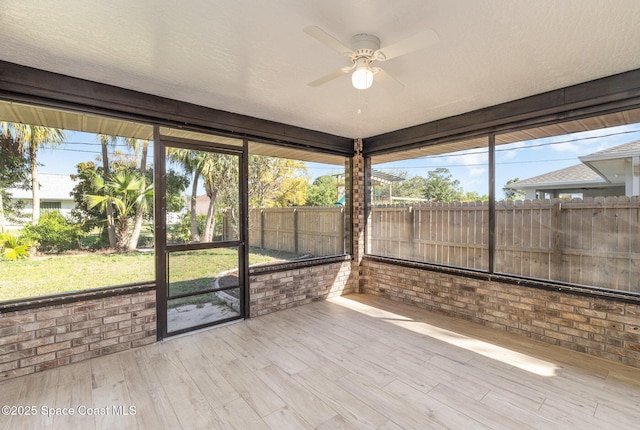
[[167, 149, 241, 242], [306, 175, 338, 206], [167, 148, 208, 242], [461, 191, 488, 202], [0, 134, 30, 231], [248, 155, 308, 208], [71, 162, 109, 245], [85, 170, 153, 251], [271, 176, 308, 207], [164, 169, 190, 212], [97, 134, 118, 247], [392, 175, 428, 200], [423, 168, 463, 202], [1, 123, 65, 223], [71, 163, 188, 248], [200, 153, 238, 241], [124, 138, 150, 250], [503, 178, 525, 200]]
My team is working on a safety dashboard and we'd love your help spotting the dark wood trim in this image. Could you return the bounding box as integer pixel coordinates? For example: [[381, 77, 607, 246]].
[[165, 241, 242, 253], [488, 133, 496, 274], [364, 67, 640, 155], [241, 139, 250, 318], [153, 126, 168, 340], [0, 60, 353, 156], [363, 156, 372, 257], [156, 135, 245, 154]]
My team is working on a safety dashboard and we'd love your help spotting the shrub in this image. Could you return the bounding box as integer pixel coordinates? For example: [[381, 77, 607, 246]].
[[168, 212, 207, 243], [0, 232, 33, 261], [22, 211, 84, 253]]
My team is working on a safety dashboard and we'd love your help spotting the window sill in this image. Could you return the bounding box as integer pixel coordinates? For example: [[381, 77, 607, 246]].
[[249, 254, 352, 275], [0, 282, 156, 313], [364, 255, 640, 305]]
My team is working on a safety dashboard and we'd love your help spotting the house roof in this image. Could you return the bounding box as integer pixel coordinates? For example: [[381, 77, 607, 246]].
[[508, 140, 640, 190], [506, 164, 605, 189], [579, 140, 640, 162], [1, 2, 640, 139], [579, 139, 640, 185], [8, 174, 78, 200]]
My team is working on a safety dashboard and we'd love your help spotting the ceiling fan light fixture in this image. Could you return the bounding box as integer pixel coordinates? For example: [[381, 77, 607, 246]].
[[352, 61, 374, 90]]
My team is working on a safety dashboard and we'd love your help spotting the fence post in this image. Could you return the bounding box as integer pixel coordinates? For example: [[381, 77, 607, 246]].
[[293, 208, 299, 255], [551, 201, 562, 280], [340, 207, 345, 254], [408, 206, 415, 259], [260, 209, 265, 249]]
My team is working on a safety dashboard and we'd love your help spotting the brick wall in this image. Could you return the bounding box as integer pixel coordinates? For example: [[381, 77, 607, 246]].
[[249, 260, 356, 317], [352, 141, 366, 268], [0, 289, 156, 381], [362, 258, 640, 368]]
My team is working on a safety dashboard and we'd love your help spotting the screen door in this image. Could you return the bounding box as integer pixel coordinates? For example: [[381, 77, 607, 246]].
[[155, 127, 247, 338]]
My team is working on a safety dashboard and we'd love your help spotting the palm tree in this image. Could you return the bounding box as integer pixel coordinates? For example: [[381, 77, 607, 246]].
[[85, 170, 153, 251], [167, 148, 207, 242], [168, 148, 239, 243], [1, 123, 65, 223], [97, 134, 118, 247], [124, 138, 150, 250], [200, 153, 238, 241]]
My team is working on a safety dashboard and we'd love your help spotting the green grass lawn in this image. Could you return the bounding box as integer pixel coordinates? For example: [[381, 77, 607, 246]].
[[0, 249, 277, 302]]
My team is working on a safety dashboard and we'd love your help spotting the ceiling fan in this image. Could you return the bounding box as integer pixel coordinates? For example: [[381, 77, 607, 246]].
[[303, 26, 440, 91]]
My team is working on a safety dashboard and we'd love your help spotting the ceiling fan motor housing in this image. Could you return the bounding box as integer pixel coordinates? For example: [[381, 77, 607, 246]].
[[350, 33, 381, 59]]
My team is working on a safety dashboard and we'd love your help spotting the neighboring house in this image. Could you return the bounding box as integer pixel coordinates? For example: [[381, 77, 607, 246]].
[[506, 140, 640, 199], [193, 195, 216, 216], [5, 173, 78, 229]]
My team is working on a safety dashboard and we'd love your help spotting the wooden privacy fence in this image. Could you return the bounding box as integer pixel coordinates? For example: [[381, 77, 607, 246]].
[[370, 197, 640, 293], [247, 207, 345, 257]]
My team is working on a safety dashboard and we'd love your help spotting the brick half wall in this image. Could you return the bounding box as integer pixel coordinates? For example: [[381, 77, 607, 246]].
[[249, 260, 356, 317], [0, 289, 156, 381], [361, 258, 640, 368]]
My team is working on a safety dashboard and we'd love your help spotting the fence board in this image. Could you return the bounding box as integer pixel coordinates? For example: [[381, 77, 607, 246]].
[[244, 207, 345, 257], [369, 197, 640, 293], [243, 198, 640, 293], [537, 201, 552, 280]]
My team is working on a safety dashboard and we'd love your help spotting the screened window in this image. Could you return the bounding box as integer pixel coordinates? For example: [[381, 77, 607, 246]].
[[248, 141, 349, 264], [369, 137, 489, 270], [366, 107, 640, 296], [0, 101, 156, 302], [495, 110, 640, 293]]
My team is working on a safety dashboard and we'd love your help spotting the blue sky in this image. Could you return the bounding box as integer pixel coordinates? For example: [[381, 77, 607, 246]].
[[36, 131, 340, 190], [36, 123, 640, 200], [373, 123, 640, 199], [38, 131, 147, 175]]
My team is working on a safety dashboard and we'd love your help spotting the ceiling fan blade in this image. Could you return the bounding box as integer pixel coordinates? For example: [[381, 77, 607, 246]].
[[373, 68, 405, 92], [307, 68, 348, 87], [304, 26, 354, 57], [375, 29, 439, 61]]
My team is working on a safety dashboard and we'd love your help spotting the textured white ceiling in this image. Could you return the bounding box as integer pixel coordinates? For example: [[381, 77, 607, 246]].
[[1, 0, 640, 140]]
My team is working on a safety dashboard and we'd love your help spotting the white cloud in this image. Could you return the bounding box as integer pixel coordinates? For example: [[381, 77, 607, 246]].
[[550, 141, 580, 153], [468, 167, 486, 176], [445, 148, 488, 166], [500, 149, 518, 160]]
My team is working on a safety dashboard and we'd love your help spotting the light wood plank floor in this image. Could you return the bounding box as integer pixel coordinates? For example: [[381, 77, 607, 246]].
[[1, 293, 639, 429]]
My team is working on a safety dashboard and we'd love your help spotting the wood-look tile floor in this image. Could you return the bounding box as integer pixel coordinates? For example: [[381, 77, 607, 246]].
[[1, 294, 639, 429]]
